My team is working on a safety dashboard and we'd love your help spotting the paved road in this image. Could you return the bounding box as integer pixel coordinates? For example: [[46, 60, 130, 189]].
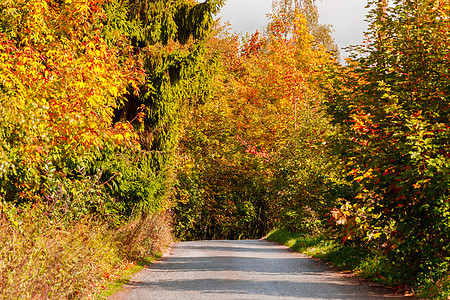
[[112, 239, 411, 300]]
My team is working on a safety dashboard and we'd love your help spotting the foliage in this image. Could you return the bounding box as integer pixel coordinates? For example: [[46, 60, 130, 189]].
[[324, 0, 450, 288], [0, 0, 139, 204], [174, 11, 341, 240], [96, 0, 225, 216], [91, 147, 168, 217]]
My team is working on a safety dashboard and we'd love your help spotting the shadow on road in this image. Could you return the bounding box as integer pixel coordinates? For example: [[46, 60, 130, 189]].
[[116, 240, 411, 299]]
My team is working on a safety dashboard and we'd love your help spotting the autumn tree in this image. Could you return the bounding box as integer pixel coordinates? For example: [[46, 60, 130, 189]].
[[174, 24, 269, 240], [0, 0, 225, 216], [241, 11, 345, 233], [0, 0, 139, 205], [174, 10, 341, 239], [324, 0, 450, 281], [271, 0, 339, 56]]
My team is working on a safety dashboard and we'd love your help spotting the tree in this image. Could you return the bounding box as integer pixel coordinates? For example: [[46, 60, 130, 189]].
[[271, 0, 339, 56], [174, 11, 340, 239], [0, 0, 139, 203], [91, 0, 225, 215], [324, 0, 450, 280], [174, 24, 271, 240]]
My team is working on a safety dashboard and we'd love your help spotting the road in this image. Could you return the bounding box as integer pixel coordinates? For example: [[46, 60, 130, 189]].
[[112, 239, 411, 300]]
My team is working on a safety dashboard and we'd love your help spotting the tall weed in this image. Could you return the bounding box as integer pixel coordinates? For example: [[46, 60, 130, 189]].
[[0, 201, 173, 299], [117, 210, 173, 260], [0, 202, 121, 299]]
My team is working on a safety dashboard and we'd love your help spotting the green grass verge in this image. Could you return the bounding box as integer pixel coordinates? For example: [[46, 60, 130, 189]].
[[95, 253, 163, 299], [265, 229, 410, 293], [266, 228, 450, 299]]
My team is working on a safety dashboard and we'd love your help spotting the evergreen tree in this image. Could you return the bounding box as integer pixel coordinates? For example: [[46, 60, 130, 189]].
[[96, 0, 225, 215]]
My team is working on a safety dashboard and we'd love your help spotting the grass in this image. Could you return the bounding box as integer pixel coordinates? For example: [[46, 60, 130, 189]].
[[417, 275, 450, 300], [267, 228, 450, 298], [95, 253, 163, 299], [265, 229, 413, 296], [0, 206, 120, 299]]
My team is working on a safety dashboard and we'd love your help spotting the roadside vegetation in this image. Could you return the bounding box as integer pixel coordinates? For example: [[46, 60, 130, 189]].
[[0, 0, 222, 297], [0, 0, 448, 298]]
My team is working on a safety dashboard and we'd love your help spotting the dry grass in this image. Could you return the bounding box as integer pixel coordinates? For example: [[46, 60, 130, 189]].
[[0, 204, 120, 298], [0, 202, 173, 299], [117, 210, 173, 260]]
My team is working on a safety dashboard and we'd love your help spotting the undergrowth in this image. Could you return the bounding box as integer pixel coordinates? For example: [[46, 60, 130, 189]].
[[95, 253, 163, 299], [0, 202, 173, 299], [266, 228, 450, 299]]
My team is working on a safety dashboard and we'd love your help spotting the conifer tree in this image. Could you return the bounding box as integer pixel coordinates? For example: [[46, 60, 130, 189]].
[[98, 0, 224, 213]]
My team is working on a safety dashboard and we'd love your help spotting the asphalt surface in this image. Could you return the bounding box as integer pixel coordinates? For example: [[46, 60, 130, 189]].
[[112, 239, 411, 300]]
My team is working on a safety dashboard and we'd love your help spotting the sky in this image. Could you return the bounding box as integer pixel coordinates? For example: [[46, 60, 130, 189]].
[[216, 0, 370, 59]]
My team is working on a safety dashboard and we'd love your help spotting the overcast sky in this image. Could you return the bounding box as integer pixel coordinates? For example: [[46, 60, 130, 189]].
[[216, 0, 370, 59]]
